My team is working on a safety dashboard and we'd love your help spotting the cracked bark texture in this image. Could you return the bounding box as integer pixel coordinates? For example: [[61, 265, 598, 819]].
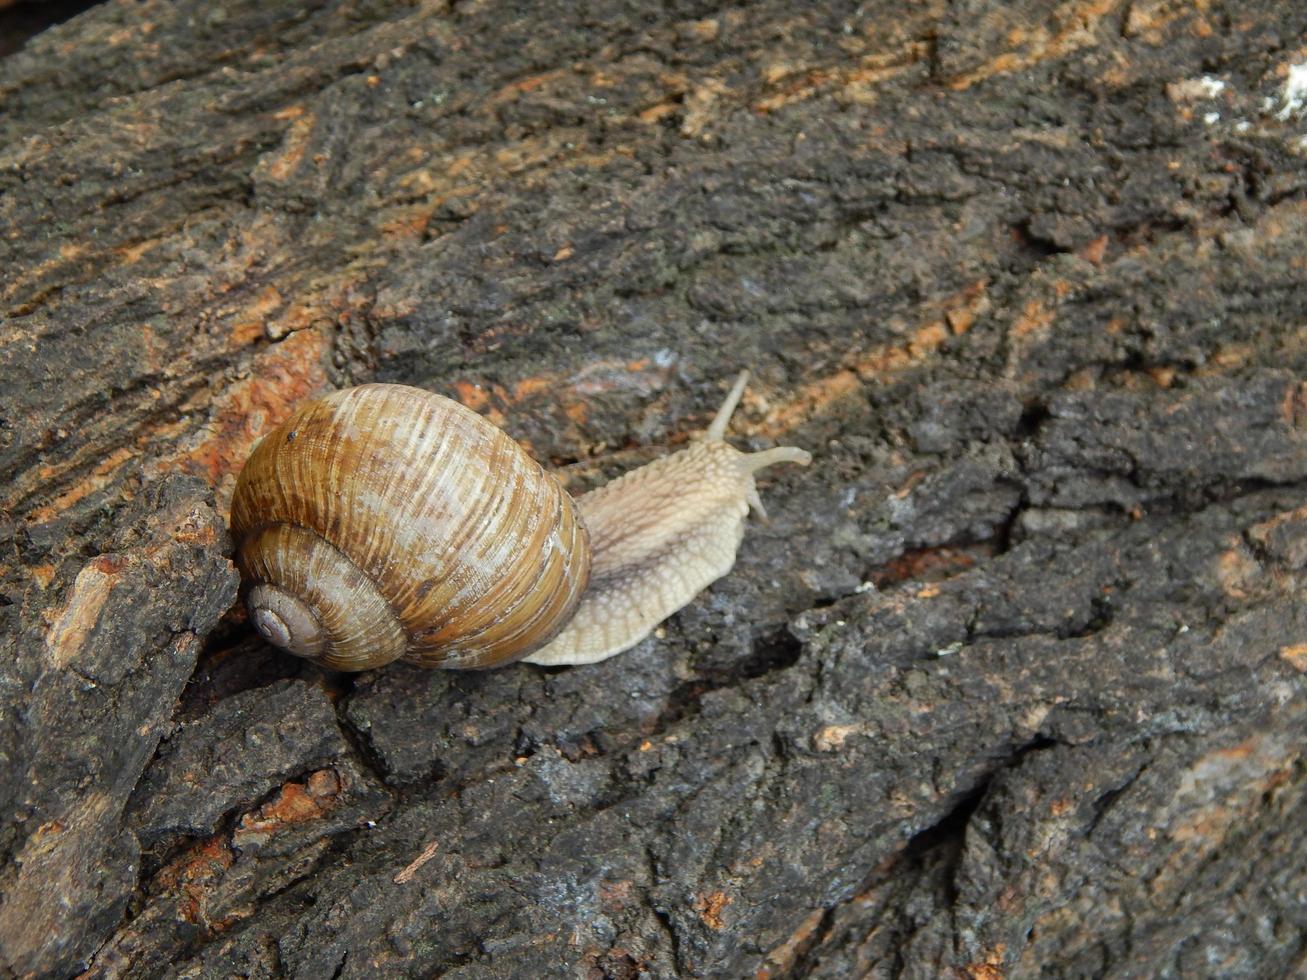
[[2, 0, 1306, 977]]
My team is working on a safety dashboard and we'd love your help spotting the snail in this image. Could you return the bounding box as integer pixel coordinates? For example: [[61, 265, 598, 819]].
[[229, 372, 810, 671]]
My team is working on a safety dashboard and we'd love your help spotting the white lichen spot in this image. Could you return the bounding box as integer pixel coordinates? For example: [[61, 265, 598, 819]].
[[1276, 63, 1307, 120], [1169, 76, 1228, 103], [854, 580, 877, 594], [1203, 111, 1220, 125], [1171, 75, 1228, 103], [1198, 76, 1227, 97], [1235, 120, 1251, 133]]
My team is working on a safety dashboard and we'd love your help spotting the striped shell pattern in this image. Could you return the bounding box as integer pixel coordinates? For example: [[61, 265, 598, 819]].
[[230, 384, 591, 671]]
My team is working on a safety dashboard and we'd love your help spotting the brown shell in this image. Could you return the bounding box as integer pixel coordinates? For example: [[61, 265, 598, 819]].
[[230, 384, 592, 670]]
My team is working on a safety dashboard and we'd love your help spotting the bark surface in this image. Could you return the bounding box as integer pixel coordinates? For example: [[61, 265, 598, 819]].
[[2, 1, 1306, 977]]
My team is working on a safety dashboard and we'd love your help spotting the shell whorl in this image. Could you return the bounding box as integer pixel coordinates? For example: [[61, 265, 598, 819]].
[[239, 525, 407, 670], [230, 384, 591, 670]]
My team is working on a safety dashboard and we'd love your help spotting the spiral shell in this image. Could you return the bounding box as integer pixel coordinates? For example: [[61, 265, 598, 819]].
[[229, 384, 591, 670]]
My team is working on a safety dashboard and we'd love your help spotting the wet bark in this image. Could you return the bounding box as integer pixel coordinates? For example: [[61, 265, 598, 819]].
[[2, 0, 1306, 976]]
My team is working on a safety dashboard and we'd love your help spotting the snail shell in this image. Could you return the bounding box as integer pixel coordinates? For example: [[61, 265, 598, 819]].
[[231, 373, 809, 670], [230, 384, 590, 670]]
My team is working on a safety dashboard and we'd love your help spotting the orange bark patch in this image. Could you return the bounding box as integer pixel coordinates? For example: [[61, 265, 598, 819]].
[[1011, 297, 1055, 339], [682, 18, 720, 41], [1280, 644, 1307, 673], [228, 283, 284, 346], [29, 818, 66, 844], [265, 299, 322, 342], [757, 907, 826, 979], [1280, 380, 1307, 427], [947, 0, 1124, 89], [1124, 0, 1212, 42], [1248, 503, 1307, 551], [44, 555, 124, 667], [753, 42, 929, 112], [755, 281, 989, 438], [1148, 366, 1176, 388], [488, 69, 567, 105], [767, 352, 895, 433], [870, 545, 979, 589], [236, 769, 343, 839], [694, 890, 732, 930], [760, 368, 861, 437], [377, 184, 481, 239], [1077, 234, 1110, 265], [947, 305, 977, 335], [513, 374, 554, 400], [1203, 343, 1252, 371], [1168, 733, 1297, 851], [453, 380, 493, 412], [155, 836, 236, 926], [638, 100, 681, 123], [261, 112, 316, 182], [1214, 545, 1259, 599], [156, 836, 235, 892], [116, 236, 165, 265], [1, 243, 92, 305], [27, 445, 135, 525], [909, 321, 951, 356], [175, 328, 330, 507], [812, 723, 866, 752]]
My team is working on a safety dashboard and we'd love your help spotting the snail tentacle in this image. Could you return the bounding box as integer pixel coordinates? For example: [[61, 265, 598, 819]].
[[706, 369, 751, 442]]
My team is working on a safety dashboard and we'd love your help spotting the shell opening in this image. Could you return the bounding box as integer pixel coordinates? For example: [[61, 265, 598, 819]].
[[248, 583, 326, 658]]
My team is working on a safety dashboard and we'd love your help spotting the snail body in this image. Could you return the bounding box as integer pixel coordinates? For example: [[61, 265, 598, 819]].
[[230, 373, 809, 671]]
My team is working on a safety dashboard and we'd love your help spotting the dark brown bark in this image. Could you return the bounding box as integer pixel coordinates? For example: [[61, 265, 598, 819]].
[[2, 0, 1306, 976]]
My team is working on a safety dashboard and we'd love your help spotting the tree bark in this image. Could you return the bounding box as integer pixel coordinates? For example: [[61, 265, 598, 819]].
[[2, 0, 1306, 976]]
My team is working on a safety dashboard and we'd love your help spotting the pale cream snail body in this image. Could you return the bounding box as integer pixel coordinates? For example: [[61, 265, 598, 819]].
[[229, 372, 809, 671]]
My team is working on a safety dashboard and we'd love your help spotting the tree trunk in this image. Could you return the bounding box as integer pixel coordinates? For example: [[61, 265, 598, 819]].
[[3, 0, 1306, 976]]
